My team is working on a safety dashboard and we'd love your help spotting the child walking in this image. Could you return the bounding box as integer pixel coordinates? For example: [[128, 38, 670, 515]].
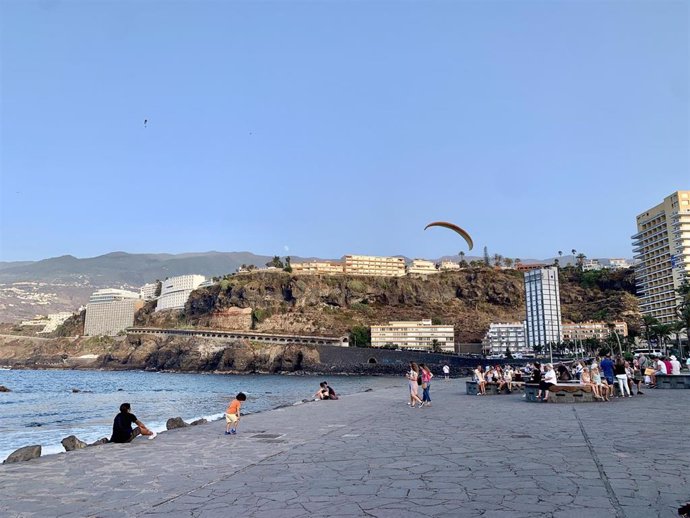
[[225, 392, 247, 435]]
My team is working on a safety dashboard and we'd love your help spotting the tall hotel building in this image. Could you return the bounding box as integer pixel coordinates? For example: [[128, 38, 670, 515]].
[[524, 267, 562, 350], [84, 288, 143, 336], [633, 190, 690, 323], [343, 255, 406, 277], [370, 320, 455, 352], [156, 274, 206, 312]]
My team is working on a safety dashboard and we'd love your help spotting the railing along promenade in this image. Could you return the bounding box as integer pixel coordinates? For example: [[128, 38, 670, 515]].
[[126, 326, 349, 347]]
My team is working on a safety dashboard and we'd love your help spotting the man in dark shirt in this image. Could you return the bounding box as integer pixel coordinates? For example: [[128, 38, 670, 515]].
[[110, 403, 156, 443]]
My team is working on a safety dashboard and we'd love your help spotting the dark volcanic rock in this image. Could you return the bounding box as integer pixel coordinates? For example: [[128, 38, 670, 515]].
[[4, 445, 41, 463], [61, 435, 87, 451], [0, 385, 11, 392], [166, 417, 188, 430], [190, 418, 207, 426], [88, 438, 109, 447]]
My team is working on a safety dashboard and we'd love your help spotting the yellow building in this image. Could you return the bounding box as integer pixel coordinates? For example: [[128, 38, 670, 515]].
[[561, 321, 628, 342], [291, 261, 344, 275], [407, 259, 438, 276], [371, 320, 455, 352], [632, 190, 690, 323], [344, 255, 405, 277]]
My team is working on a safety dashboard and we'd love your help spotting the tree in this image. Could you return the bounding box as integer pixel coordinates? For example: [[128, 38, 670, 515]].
[[283, 256, 292, 273], [651, 323, 674, 356], [504, 258, 514, 269], [431, 339, 442, 353], [676, 280, 690, 358], [349, 325, 371, 347], [493, 254, 503, 267], [483, 246, 490, 267], [266, 256, 284, 269], [459, 251, 467, 268], [642, 315, 660, 345], [576, 253, 587, 270]]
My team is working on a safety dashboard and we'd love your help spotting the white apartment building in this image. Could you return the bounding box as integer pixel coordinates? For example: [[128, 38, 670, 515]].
[[89, 288, 140, 304], [344, 255, 406, 277], [561, 321, 628, 342], [370, 320, 455, 352], [140, 283, 158, 301], [632, 190, 690, 323], [582, 259, 602, 272], [482, 322, 527, 356], [156, 274, 206, 312], [291, 261, 345, 275], [406, 259, 438, 276], [85, 299, 144, 336], [524, 267, 562, 350], [439, 261, 461, 271], [608, 258, 631, 270]]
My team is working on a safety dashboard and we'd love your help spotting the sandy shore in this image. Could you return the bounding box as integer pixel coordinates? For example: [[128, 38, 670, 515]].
[[2, 379, 689, 517]]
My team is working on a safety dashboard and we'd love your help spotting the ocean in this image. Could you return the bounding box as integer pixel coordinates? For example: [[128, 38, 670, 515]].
[[0, 369, 399, 461]]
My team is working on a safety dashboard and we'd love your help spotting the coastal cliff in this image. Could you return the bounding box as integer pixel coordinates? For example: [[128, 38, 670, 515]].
[[138, 267, 640, 342]]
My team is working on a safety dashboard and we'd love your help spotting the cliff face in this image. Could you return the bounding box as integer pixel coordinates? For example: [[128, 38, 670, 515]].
[[132, 267, 639, 342]]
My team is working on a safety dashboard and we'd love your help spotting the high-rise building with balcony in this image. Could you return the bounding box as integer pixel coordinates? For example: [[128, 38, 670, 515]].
[[524, 267, 562, 350], [370, 320, 455, 352], [482, 322, 527, 356], [632, 191, 690, 323], [343, 255, 406, 277], [156, 275, 206, 312]]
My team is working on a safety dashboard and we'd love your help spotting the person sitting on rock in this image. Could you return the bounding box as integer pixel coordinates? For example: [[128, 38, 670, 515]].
[[110, 403, 156, 443], [323, 381, 338, 400], [314, 382, 330, 400]]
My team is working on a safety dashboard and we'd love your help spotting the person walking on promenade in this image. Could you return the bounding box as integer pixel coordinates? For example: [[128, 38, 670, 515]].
[[225, 392, 246, 435], [407, 362, 423, 407], [443, 364, 450, 380], [614, 357, 632, 397], [419, 364, 433, 407], [110, 403, 156, 443]]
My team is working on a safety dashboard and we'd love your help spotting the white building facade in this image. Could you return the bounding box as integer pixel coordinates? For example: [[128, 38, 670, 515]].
[[370, 320, 455, 352], [406, 259, 438, 276], [482, 322, 527, 356], [140, 283, 158, 301], [344, 255, 406, 277], [632, 190, 690, 323], [89, 288, 140, 304], [85, 299, 144, 336], [156, 275, 206, 312], [524, 267, 562, 351]]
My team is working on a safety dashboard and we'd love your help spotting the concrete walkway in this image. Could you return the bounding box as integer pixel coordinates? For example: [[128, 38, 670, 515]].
[[1, 379, 689, 518]]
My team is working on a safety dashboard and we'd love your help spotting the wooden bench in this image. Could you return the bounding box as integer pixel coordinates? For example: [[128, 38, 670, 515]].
[[524, 383, 595, 403], [466, 381, 524, 396], [655, 374, 690, 389]]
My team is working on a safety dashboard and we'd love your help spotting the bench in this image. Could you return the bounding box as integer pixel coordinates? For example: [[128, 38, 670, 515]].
[[524, 383, 595, 403], [466, 381, 524, 396], [655, 374, 690, 389]]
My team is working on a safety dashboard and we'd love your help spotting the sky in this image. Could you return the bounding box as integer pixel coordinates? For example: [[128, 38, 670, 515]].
[[0, 0, 688, 263]]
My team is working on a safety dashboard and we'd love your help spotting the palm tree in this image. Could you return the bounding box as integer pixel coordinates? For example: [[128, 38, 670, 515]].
[[607, 322, 623, 356], [652, 323, 674, 356], [504, 258, 514, 268], [459, 251, 467, 268], [493, 254, 503, 267], [576, 253, 586, 269], [642, 315, 659, 345]]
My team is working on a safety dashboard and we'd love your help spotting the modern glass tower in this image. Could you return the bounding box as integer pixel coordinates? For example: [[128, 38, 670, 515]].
[[524, 267, 562, 357]]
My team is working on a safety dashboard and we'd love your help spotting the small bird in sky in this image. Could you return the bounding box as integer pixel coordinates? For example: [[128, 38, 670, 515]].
[[144, 119, 148, 128]]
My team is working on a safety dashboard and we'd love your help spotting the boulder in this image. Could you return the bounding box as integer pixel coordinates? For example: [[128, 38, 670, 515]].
[[0, 385, 11, 392], [71, 388, 81, 393], [4, 445, 41, 464], [61, 435, 87, 451], [88, 437, 109, 447], [190, 418, 207, 426], [166, 417, 188, 430]]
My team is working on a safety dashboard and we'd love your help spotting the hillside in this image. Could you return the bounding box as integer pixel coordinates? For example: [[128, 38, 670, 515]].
[[135, 267, 640, 343]]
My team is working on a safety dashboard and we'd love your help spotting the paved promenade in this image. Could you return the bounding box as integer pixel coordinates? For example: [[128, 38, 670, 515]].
[[1, 379, 689, 518]]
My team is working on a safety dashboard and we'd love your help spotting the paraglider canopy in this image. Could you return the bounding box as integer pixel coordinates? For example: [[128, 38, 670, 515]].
[[424, 221, 474, 251]]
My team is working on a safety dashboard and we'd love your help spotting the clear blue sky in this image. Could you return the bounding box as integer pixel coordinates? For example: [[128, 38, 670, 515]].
[[1, 0, 687, 262]]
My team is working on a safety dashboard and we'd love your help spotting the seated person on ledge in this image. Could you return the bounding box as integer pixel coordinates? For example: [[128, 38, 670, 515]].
[[110, 402, 156, 443], [314, 381, 338, 400]]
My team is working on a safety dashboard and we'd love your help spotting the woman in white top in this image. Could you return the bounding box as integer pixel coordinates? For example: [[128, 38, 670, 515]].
[[407, 362, 424, 407], [539, 364, 558, 402], [474, 365, 486, 395]]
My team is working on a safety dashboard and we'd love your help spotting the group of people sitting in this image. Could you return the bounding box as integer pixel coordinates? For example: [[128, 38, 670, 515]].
[[472, 364, 523, 395], [314, 381, 338, 400]]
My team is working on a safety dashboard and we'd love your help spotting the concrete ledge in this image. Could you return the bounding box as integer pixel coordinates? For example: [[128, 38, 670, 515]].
[[466, 381, 524, 395], [655, 374, 690, 389], [524, 383, 595, 403]]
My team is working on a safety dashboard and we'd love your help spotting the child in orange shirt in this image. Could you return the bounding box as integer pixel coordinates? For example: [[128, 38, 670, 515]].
[[225, 392, 247, 435]]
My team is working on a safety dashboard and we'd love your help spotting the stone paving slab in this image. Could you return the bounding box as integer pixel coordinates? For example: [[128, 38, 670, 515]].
[[1, 379, 689, 517]]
